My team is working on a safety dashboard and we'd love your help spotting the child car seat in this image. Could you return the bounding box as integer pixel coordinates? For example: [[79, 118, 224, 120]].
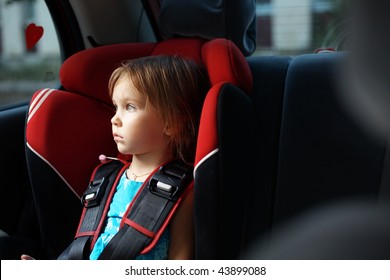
[[25, 37, 253, 259]]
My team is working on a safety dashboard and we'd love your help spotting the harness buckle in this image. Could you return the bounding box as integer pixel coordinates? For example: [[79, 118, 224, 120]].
[[149, 173, 181, 200], [81, 177, 108, 207], [148, 161, 192, 201]]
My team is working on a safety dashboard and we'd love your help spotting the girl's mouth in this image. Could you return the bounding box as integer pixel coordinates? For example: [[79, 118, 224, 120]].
[[113, 133, 123, 141]]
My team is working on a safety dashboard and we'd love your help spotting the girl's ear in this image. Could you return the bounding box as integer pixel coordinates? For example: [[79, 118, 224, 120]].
[[164, 126, 174, 136]]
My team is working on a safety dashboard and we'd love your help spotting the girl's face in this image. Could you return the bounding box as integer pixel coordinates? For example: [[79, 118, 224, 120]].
[[111, 77, 170, 157]]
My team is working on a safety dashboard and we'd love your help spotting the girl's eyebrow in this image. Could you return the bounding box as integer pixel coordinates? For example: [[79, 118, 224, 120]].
[[112, 94, 143, 103], [125, 96, 145, 106], [112, 95, 146, 108]]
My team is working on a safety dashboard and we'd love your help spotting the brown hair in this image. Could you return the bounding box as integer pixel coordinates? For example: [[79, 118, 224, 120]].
[[108, 55, 209, 164]]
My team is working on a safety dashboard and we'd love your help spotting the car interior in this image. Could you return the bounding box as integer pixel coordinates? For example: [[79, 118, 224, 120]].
[[0, 0, 390, 260]]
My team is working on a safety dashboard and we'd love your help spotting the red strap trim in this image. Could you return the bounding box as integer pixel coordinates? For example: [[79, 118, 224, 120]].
[[75, 231, 95, 238], [124, 218, 155, 239]]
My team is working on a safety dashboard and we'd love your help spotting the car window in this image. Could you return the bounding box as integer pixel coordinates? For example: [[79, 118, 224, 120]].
[[255, 0, 348, 56], [0, 0, 61, 108]]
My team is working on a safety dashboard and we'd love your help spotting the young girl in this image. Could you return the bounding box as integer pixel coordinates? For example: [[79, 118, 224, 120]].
[[22, 55, 209, 260]]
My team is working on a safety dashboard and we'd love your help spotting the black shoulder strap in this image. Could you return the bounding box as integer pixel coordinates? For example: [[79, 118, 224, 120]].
[[98, 160, 193, 260], [58, 160, 126, 260]]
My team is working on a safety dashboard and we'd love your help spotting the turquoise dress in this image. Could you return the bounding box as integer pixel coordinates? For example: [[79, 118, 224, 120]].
[[89, 171, 170, 260]]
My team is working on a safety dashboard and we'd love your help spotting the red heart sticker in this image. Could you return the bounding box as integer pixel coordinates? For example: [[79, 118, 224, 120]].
[[25, 23, 44, 50]]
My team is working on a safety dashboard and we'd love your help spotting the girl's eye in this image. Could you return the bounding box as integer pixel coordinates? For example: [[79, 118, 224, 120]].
[[113, 104, 118, 111], [126, 104, 136, 112]]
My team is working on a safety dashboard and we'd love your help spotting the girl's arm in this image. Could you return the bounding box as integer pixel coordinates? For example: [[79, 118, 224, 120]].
[[168, 187, 195, 260]]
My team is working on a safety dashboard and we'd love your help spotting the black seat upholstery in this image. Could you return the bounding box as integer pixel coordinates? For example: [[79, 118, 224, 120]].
[[273, 52, 386, 225], [243, 55, 291, 251], [239, 51, 390, 259]]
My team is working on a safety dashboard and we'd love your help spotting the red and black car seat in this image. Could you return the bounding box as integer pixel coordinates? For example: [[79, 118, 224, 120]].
[[25, 37, 253, 259]]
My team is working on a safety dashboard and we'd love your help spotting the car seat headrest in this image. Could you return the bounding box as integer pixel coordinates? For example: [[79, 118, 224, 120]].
[[60, 42, 156, 106], [150, 38, 205, 63], [202, 38, 253, 94], [158, 0, 257, 56], [151, 38, 253, 93], [60, 38, 252, 106]]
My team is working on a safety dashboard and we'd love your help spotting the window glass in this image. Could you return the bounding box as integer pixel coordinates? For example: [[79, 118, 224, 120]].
[[0, 0, 61, 108], [255, 0, 348, 55]]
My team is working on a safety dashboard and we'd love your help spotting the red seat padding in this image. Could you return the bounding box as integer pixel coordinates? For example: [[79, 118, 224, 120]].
[[60, 43, 156, 105], [26, 88, 116, 197], [202, 39, 252, 94]]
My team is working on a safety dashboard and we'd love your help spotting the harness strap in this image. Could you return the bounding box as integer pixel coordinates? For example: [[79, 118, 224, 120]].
[[98, 160, 193, 259], [57, 160, 125, 260], [58, 159, 192, 260]]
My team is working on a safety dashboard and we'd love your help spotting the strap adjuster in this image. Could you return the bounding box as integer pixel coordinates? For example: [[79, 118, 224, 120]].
[[81, 177, 108, 207]]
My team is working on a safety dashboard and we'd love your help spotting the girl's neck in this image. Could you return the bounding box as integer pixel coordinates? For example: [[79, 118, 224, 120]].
[[130, 150, 174, 177]]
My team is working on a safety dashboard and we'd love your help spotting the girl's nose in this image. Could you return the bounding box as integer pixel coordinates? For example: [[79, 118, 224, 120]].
[[111, 113, 121, 126]]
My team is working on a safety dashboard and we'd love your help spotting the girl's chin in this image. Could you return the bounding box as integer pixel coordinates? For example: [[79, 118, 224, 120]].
[[116, 145, 132, 155]]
